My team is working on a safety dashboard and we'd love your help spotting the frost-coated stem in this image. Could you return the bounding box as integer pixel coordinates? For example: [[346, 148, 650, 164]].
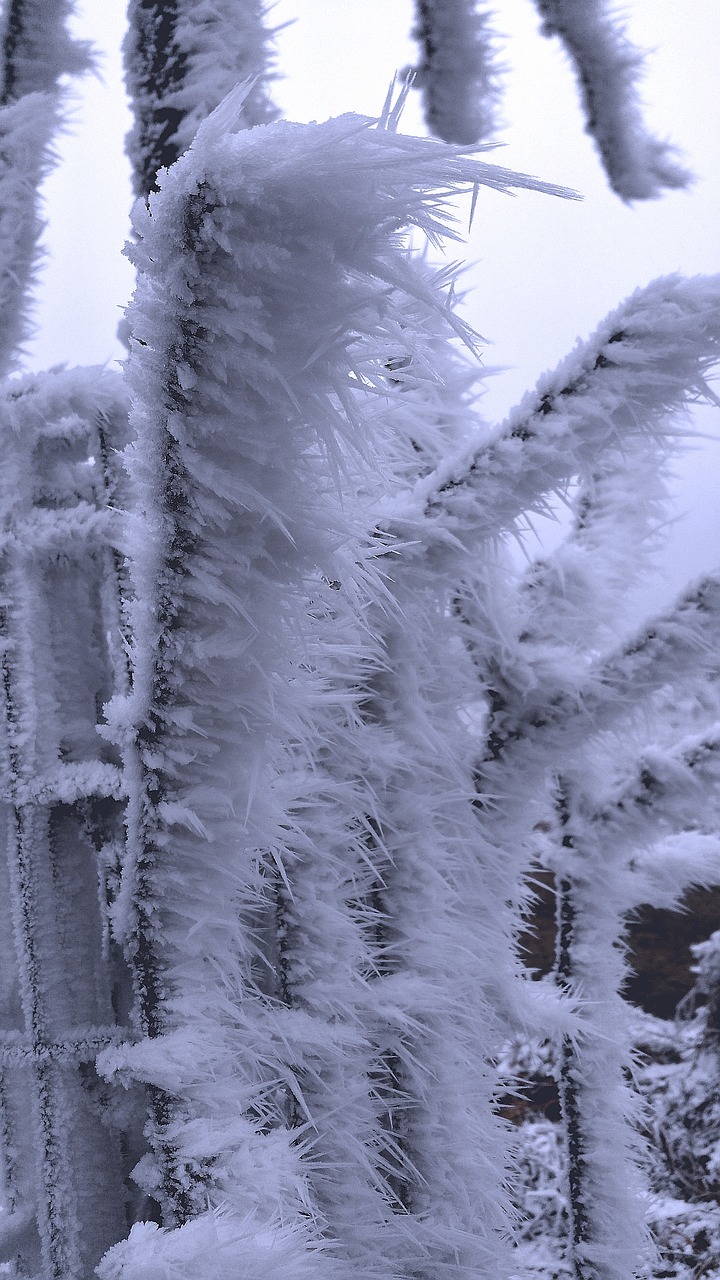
[[531, 0, 689, 199], [0, 0, 90, 373], [552, 777, 651, 1280], [124, 0, 277, 196], [412, 0, 501, 143]]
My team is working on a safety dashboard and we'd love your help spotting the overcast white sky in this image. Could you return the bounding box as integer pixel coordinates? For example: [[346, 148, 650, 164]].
[[27, 0, 720, 618]]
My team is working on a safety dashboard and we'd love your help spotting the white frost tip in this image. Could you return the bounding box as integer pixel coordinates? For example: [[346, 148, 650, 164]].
[[196, 78, 264, 144]]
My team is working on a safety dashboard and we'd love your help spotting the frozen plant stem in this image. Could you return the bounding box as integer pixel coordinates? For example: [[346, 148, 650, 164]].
[[554, 779, 593, 1280]]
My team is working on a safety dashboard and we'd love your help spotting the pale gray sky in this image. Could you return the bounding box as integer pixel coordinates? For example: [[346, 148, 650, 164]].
[[27, 0, 720, 617]]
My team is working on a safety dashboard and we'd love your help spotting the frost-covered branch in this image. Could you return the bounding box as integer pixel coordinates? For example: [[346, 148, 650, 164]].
[[93, 106, 570, 1275], [386, 274, 720, 560], [0, 368, 142, 1278], [532, 0, 689, 200], [478, 573, 720, 772], [124, 0, 277, 196], [411, 0, 501, 143], [0, 0, 90, 373], [551, 776, 652, 1280]]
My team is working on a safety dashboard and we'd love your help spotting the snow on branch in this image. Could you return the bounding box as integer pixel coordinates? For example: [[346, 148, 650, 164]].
[[0, 0, 91, 374], [532, 0, 689, 200], [101, 106, 571, 1268], [411, 0, 501, 143], [389, 274, 720, 559], [124, 0, 278, 196]]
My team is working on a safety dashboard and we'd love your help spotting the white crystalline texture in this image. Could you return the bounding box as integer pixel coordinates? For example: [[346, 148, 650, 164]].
[[532, 0, 690, 199], [97, 1211, 342, 1280], [412, 0, 501, 143]]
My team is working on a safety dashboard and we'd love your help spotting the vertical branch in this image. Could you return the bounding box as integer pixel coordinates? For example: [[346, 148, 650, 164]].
[[0, 369, 142, 1277], [0, 0, 90, 373], [550, 775, 651, 1280], [412, 0, 501, 143], [554, 779, 593, 1279]]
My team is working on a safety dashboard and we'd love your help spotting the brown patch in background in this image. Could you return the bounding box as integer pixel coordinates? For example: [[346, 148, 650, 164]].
[[519, 869, 720, 1020]]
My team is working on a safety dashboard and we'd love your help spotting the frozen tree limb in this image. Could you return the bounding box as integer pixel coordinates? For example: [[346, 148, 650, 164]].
[[124, 0, 278, 197], [412, 0, 501, 143], [532, 0, 689, 200], [0, 0, 91, 374]]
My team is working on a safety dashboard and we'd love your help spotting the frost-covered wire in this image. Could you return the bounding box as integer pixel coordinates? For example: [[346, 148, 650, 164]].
[[0, 368, 141, 1278]]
